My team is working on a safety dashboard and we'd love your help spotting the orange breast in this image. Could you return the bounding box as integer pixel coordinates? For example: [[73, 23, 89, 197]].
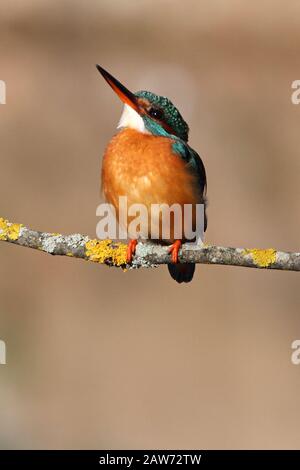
[[101, 128, 201, 242]]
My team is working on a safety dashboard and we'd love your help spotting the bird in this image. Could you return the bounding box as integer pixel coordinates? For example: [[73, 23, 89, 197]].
[[96, 65, 207, 283]]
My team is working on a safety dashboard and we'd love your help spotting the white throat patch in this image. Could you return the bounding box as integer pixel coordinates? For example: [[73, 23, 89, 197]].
[[117, 104, 150, 134]]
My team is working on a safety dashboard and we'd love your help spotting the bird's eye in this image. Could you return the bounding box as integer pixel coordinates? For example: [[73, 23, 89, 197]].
[[148, 107, 163, 120]]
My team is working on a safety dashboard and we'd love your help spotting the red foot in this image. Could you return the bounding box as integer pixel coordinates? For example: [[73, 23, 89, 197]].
[[168, 240, 182, 263], [126, 239, 137, 263]]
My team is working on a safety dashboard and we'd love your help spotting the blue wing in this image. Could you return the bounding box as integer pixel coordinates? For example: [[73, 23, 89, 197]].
[[172, 139, 207, 231]]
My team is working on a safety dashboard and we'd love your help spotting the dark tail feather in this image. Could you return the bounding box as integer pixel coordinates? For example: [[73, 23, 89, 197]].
[[168, 263, 195, 283]]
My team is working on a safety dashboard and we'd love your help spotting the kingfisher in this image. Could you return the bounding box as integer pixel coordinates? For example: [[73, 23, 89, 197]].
[[96, 65, 207, 283]]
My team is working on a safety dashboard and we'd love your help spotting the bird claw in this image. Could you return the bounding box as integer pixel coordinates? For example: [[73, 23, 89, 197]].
[[168, 240, 182, 263], [126, 239, 137, 263]]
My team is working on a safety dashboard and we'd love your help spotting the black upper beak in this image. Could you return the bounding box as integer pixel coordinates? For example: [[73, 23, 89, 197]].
[[96, 65, 139, 112]]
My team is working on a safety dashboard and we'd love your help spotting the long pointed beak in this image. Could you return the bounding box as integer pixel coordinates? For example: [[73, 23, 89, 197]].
[[96, 65, 140, 113]]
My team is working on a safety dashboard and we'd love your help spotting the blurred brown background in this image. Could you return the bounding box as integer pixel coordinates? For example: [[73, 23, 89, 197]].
[[0, 0, 300, 450]]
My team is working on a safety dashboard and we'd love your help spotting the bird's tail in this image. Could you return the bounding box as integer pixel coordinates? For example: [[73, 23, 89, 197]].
[[167, 263, 195, 283]]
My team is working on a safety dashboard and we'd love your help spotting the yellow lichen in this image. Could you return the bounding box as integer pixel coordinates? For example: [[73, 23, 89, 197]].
[[0, 217, 23, 241], [66, 252, 74, 257], [244, 248, 277, 267], [85, 239, 127, 267], [51, 232, 61, 236]]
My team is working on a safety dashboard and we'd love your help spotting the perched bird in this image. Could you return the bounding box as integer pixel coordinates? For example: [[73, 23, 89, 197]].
[[96, 65, 207, 283]]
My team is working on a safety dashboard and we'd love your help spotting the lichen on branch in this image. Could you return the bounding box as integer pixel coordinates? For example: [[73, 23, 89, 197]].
[[0, 217, 299, 272]]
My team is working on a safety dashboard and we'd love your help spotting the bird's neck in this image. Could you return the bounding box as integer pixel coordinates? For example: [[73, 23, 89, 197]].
[[117, 104, 149, 134], [117, 104, 173, 140]]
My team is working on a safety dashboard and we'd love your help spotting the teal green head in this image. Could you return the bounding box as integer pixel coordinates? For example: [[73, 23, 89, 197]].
[[96, 65, 189, 142]]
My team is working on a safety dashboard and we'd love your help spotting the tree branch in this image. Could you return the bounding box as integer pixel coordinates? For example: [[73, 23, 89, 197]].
[[0, 217, 299, 271]]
